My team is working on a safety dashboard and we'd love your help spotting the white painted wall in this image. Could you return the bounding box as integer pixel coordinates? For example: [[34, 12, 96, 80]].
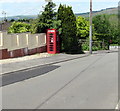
[[0, 31, 46, 51]]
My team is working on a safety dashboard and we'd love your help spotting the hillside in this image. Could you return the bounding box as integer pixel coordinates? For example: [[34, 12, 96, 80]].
[[0, 7, 118, 21], [76, 7, 118, 17], [0, 15, 37, 21]]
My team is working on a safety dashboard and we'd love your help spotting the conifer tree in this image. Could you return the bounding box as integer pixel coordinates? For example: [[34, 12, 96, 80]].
[[57, 5, 81, 53], [32, 2, 58, 33]]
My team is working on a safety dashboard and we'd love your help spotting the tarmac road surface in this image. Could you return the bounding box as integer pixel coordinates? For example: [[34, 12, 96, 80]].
[[2, 52, 118, 109]]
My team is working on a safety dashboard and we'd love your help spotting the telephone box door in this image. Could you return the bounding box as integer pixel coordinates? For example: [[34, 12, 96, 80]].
[[47, 29, 60, 54]]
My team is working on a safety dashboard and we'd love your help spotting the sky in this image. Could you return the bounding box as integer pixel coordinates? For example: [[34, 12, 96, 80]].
[[0, 0, 119, 17]]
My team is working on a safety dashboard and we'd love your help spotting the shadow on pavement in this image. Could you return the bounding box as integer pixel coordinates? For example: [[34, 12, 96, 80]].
[[1, 65, 60, 87]]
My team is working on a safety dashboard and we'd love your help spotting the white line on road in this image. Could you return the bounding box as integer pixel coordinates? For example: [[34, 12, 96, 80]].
[[115, 100, 120, 111], [115, 104, 118, 110]]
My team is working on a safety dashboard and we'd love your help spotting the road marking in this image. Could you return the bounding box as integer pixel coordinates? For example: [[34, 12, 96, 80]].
[[115, 104, 118, 110], [115, 100, 120, 111]]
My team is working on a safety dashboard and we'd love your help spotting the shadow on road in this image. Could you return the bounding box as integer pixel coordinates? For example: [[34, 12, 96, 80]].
[[1, 65, 60, 87]]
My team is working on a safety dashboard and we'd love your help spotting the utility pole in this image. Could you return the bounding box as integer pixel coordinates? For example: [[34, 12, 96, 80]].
[[2, 11, 7, 22], [89, 0, 92, 54], [45, 0, 52, 2]]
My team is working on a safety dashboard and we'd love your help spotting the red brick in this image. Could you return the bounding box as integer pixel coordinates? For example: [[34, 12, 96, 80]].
[[9, 49, 24, 58], [43, 46, 47, 52], [28, 48, 37, 55], [37, 46, 47, 53], [0, 49, 9, 59], [37, 47, 43, 53]]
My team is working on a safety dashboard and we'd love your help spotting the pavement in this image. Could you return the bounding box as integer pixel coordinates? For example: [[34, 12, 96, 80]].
[[1, 52, 89, 75], [0, 49, 118, 75]]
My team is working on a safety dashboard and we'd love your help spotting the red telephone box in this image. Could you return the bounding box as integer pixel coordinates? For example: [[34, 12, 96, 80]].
[[47, 29, 60, 54]]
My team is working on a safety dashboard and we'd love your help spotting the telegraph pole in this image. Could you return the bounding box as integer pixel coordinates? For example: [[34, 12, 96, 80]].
[[2, 11, 7, 22], [89, 0, 92, 54], [45, 0, 52, 2]]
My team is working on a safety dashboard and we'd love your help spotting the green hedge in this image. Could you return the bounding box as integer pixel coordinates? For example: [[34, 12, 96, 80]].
[[82, 41, 108, 51]]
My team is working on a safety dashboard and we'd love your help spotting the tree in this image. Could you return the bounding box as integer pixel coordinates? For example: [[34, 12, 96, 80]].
[[93, 15, 110, 34], [8, 21, 31, 33], [93, 14, 111, 49], [108, 14, 119, 44], [93, 14, 119, 45], [118, 3, 120, 45], [10, 19, 15, 22], [32, 2, 60, 33], [57, 5, 81, 53], [76, 16, 89, 39]]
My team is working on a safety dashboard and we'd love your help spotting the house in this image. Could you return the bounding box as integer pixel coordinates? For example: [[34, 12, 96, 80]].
[[0, 21, 11, 31]]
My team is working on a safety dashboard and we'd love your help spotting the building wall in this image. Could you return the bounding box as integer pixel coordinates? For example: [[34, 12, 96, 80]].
[[0, 31, 47, 59], [0, 22, 11, 31]]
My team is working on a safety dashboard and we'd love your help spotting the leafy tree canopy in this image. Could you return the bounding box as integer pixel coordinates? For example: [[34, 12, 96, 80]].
[[8, 21, 31, 33], [76, 16, 89, 39], [93, 14, 110, 34], [93, 14, 119, 45], [108, 14, 119, 44], [93, 14, 111, 44]]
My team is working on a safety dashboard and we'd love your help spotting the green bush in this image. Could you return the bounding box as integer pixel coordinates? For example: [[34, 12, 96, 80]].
[[8, 21, 31, 33], [82, 41, 108, 51], [82, 43, 89, 51]]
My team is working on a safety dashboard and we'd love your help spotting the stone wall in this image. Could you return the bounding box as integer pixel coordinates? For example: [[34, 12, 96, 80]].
[[0, 31, 47, 59]]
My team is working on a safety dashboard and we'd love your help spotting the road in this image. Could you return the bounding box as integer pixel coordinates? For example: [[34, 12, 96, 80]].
[[2, 52, 118, 109]]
